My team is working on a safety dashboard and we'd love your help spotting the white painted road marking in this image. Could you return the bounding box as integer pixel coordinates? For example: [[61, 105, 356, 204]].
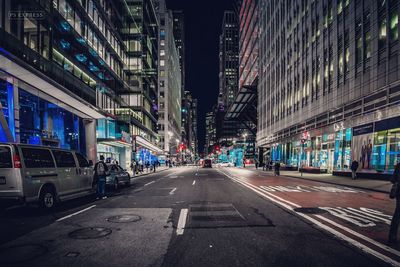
[[144, 181, 155, 186], [192, 180, 196, 185], [56, 205, 96, 222], [218, 170, 400, 267], [169, 188, 177, 195], [176, 208, 188, 235]]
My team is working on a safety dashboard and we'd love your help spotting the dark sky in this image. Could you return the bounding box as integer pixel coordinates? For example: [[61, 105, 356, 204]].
[[166, 0, 235, 153]]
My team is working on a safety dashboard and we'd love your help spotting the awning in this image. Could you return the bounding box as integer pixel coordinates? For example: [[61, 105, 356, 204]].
[[98, 139, 133, 148], [135, 136, 163, 154]]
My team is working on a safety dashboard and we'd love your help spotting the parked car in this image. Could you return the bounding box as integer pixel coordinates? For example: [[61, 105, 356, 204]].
[[203, 159, 212, 168], [0, 143, 94, 209], [217, 162, 234, 167], [106, 164, 131, 190]]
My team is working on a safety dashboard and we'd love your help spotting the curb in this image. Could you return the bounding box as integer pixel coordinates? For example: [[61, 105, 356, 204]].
[[247, 168, 391, 194], [281, 174, 390, 194], [130, 168, 170, 180]]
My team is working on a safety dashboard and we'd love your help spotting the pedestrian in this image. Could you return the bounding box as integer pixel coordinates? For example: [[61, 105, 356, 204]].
[[274, 161, 281, 176], [350, 160, 359, 180], [389, 161, 400, 245], [94, 155, 108, 199], [243, 159, 246, 168], [145, 161, 150, 172], [138, 159, 143, 173], [153, 161, 157, 173], [255, 159, 259, 169]]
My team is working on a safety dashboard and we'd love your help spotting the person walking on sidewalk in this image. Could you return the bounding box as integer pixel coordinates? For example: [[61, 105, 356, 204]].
[[389, 161, 400, 245], [94, 155, 108, 200], [351, 160, 359, 180], [274, 162, 281, 176], [152, 160, 157, 173]]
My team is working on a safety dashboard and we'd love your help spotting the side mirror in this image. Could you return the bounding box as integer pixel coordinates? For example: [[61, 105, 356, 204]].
[[89, 160, 94, 167]]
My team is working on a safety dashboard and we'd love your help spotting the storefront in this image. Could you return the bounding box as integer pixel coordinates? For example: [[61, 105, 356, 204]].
[[134, 136, 163, 165], [97, 118, 132, 170], [0, 70, 99, 160], [352, 117, 400, 172]]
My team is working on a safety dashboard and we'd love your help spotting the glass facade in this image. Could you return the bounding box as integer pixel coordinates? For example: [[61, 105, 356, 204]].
[[0, 72, 86, 154]]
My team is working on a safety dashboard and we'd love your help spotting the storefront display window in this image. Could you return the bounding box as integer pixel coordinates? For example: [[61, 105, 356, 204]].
[[387, 129, 400, 170], [372, 131, 387, 171], [334, 128, 352, 170], [18, 88, 86, 153]]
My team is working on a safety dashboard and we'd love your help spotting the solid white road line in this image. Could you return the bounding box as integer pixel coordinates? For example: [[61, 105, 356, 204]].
[[218, 170, 400, 267], [176, 208, 188, 235], [192, 180, 196, 185], [169, 187, 177, 195], [144, 181, 155, 186], [56, 205, 96, 222]]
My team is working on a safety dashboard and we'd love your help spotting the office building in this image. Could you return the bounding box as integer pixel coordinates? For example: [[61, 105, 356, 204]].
[[155, 0, 182, 159], [257, 0, 400, 175]]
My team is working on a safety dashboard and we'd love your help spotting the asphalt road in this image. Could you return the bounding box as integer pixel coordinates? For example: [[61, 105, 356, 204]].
[[0, 166, 397, 266]]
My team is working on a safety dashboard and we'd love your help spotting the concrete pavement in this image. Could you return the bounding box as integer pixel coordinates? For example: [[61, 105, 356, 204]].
[[243, 166, 393, 193], [0, 166, 394, 266]]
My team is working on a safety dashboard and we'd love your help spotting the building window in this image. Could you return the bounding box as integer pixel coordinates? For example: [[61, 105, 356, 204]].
[[364, 31, 372, 59], [160, 60, 165, 66], [379, 15, 387, 49], [390, 12, 399, 42], [160, 49, 165, 56]]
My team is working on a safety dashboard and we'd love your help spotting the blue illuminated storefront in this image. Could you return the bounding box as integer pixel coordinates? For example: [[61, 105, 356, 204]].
[[0, 71, 87, 154]]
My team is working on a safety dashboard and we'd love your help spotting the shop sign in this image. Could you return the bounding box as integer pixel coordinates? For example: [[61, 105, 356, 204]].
[[375, 116, 400, 132], [334, 122, 345, 132], [353, 123, 374, 136]]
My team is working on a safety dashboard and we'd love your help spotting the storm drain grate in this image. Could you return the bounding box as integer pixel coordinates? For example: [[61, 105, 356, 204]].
[[68, 227, 112, 239], [107, 214, 141, 223], [0, 244, 48, 264], [293, 207, 328, 214]]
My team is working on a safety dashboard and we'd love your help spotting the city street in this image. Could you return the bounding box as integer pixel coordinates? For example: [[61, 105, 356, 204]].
[[0, 166, 398, 266]]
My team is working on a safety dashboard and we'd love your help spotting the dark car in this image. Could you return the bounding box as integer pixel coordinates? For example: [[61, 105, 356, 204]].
[[203, 159, 212, 168], [106, 164, 131, 190]]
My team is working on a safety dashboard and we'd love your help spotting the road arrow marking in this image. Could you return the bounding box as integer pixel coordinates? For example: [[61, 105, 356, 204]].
[[169, 188, 177, 195]]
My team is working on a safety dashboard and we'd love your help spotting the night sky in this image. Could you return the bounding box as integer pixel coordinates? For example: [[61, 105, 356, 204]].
[[166, 0, 235, 153]]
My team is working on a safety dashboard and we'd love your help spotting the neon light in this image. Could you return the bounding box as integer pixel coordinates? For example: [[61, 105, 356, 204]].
[[6, 82, 15, 141]]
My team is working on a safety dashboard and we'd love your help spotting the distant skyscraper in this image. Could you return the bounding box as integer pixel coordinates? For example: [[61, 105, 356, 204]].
[[172, 10, 185, 94], [218, 10, 239, 109]]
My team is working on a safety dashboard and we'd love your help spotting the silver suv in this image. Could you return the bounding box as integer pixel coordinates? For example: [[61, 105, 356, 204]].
[[0, 143, 94, 209]]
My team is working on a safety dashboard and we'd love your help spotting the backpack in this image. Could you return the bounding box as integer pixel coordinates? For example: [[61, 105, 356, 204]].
[[97, 162, 106, 176]]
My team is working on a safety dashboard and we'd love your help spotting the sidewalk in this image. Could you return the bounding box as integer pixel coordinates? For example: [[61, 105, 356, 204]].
[[128, 166, 169, 179], [243, 166, 393, 193]]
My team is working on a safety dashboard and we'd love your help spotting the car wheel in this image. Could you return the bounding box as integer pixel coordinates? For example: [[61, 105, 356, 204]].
[[39, 187, 56, 210], [125, 175, 131, 187], [113, 178, 119, 191]]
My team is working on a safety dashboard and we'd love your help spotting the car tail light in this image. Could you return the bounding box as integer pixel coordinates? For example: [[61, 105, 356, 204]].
[[13, 154, 22, 168]]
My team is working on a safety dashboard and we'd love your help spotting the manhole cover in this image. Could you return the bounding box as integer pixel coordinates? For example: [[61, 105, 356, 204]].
[[107, 214, 141, 223], [68, 227, 112, 239], [293, 207, 327, 214], [0, 244, 47, 264]]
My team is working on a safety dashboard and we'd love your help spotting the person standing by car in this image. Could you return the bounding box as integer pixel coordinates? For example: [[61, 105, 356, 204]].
[[94, 155, 108, 199], [389, 161, 400, 245], [351, 160, 359, 180]]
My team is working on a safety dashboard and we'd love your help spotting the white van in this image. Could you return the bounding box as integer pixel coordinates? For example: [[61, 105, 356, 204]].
[[0, 143, 94, 209]]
